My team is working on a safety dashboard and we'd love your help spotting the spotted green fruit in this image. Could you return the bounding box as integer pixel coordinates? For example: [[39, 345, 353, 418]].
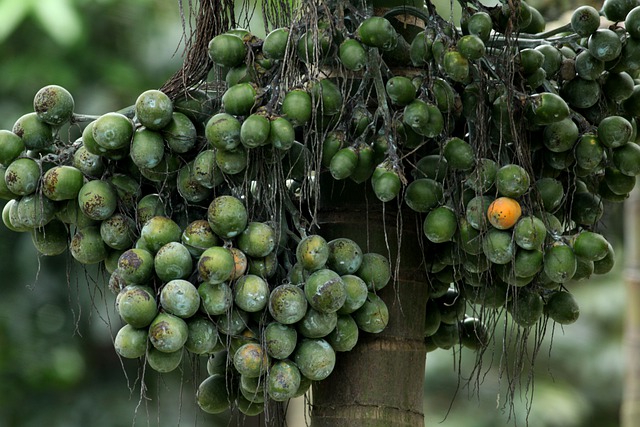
[[269, 284, 308, 325], [237, 222, 276, 258], [207, 195, 248, 239], [70, 226, 108, 265], [234, 274, 269, 312], [134, 89, 173, 130], [92, 112, 133, 150], [155, 242, 193, 282], [12, 112, 53, 150], [116, 284, 157, 328], [326, 238, 363, 275], [34, 84, 74, 126], [42, 165, 84, 201], [4, 157, 40, 196], [148, 312, 189, 353], [234, 342, 269, 378], [78, 180, 117, 221], [140, 216, 182, 253], [117, 248, 155, 285], [265, 322, 297, 359], [198, 246, 235, 284], [114, 324, 148, 359], [296, 234, 329, 271], [353, 293, 389, 333], [293, 338, 336, 381], [268, 359, 301, 401], [571, 5, 600, 37]]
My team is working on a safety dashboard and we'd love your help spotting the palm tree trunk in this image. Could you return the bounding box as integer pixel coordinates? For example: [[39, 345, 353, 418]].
[[310, 179, 429, 427]]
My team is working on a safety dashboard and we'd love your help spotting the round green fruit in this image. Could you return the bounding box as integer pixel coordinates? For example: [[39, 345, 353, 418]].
[[268, 284, 308, 325], [135, 89, 173, 130]]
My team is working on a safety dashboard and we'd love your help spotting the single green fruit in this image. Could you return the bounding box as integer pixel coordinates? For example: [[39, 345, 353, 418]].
[[571, 5, 601, 37], [31, 219, 68, 256], [268, 359, 301, 401], [353, 293, 389, 334], [357, 16, 397, 50], [42, 165, 84, 201], [69, 226, 107, 265], [33, 84, 74, 126], [12, 112, 53, 150], [163, 112, 197, 153], [268, 284, 308, 325], [304, 269, 346, 314], [545, 291, 580, 324], [263, 27, 289, 60], [544, 243, 577, 283], [135, 89, 173, 130], [114, 324, 148, 359], [356, 252, 391, 291], [326, 314, 359, 352], [208, 33, 247, 67], [116, 284, 157, 328], [404, 178, 443, 212], [234, 274, 269, 312], [4, 157, 40, 196], [222, 83, 257, 116], [117, 248, 154, 285], [199, 282, 233, 315], [293, 338, 336, 380], [265, 322, 297, 360], [197, 374, 234, 414], [92, 112, 133, 150], [296, 234, 329, 271], [339, 39, 367, 71], [0, 130, 24, 166]]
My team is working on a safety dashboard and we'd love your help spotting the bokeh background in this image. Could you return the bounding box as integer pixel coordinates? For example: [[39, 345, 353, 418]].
[[0, 1, 627, 426]]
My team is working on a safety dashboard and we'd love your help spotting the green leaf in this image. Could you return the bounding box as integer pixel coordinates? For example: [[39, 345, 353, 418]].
[[0, 0, 33, 42], [32, 0, 82, 46]]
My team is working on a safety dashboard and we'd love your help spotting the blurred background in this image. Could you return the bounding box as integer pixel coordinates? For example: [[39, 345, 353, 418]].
[[0, 0, 627, 426]]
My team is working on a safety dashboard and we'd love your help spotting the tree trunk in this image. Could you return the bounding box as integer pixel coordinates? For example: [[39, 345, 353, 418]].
[[310, 178, 429, 427], [622, 177, 640, 426]]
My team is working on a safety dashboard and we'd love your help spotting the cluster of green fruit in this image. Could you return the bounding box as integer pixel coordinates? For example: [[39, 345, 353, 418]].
[[0, 81, 391, 415], [3, 0, 640, 414], [201, 0, 640, 350]]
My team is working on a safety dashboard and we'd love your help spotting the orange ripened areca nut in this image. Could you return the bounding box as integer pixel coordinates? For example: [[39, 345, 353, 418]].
[[487, 197, 522, 230]]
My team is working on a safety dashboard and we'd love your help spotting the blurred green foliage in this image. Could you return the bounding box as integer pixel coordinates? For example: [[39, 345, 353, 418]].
[[0, 1, 229, 425]]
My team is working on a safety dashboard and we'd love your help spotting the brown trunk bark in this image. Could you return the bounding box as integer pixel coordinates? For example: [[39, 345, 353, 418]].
[[310, 178, 429, 427], [622, 177, 640, 426]]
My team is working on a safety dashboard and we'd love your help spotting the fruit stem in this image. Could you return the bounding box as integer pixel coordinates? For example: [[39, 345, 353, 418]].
[[367, 48, 400, 166], [70, 113, 101, 124], [283, 194, 308, 240]]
